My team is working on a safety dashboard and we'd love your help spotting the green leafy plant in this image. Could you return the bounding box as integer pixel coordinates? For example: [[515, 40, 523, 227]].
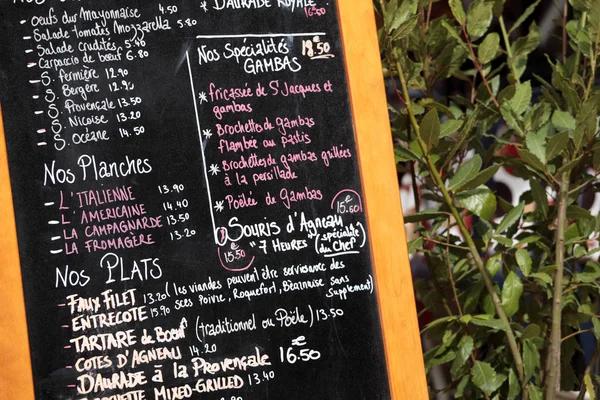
[[376, 0, 600, 398]]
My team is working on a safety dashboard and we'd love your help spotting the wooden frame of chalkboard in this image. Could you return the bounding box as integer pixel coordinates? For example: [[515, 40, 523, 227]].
[[336, 0, 428, 398], [0, 0, 427, 398], [0, 105, 36, 399]]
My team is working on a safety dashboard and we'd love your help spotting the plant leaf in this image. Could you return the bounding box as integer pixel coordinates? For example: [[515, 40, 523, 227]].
[[584, 374, 596, 400], [485, 254, 502, 276], [456, 375, 470, 398], [451, 336, 474, 378], [556, 156, 583, 175], [382, 0, 398, 28], [529, 102, 552, 131], [440, 119, 463, 138], [546, 130, 569, 161], [515, 233, 543, 247], [528, 385, 543, 400], [422, 315, 459, 332], [421, 109, 440, 151], [509, 0, 542, 34], [565, 220, 586, 243], [404, 210, 447, 223], [478, 33, 500, 64], [457, 186, 497, 220], [495, 201, 524, 235], [420, 98, 457, 117], [467, 0, 494, 40], [523, 339, 540, 380], [461, 164, 501, 190], [574, 98, 599, 149], [590, 0, 600, 60], [426, 349, 457, 368], [515, 248, 532, 276], [567, 205, 592, 220], [407, 237, 423, 254], [521, 324, 541, 340], [526, 131, 547, 163], [510, 81, 532, 116], [570, 0, 592, 11], [593, 150, 600, 169], [498, 85, 517, 104], [517, 148, 545, 171], [441, 20, 468, 50], [558, 79, 580, 113], [592, 317, 600, 340], [501, 104, 524, 134], [391, 15, 420, 41], [501, 271, 523, 317], [395, 146, 421, 162], [386, 1, 406, 32], [530, 180, 549, 218], [385, 0, 417, 33], [551, 110, 576, 131], [449, 0, 466, 25], [449, 155, 483, 191], [512, 23, 541, 79], [463, 281, 484, 314], [508, 369, 520, 400], [531, 272, 552, 284], [494, 236, 514, 247], [471, 361, 507, 395], [470, 315, 507, 331], [575, 262, 600, 283]]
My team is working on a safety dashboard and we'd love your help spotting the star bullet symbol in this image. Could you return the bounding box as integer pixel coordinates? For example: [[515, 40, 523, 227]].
[[214, 200, 224, 212], [198, 92, 208, 103], [209, 164, 220, 175], [203, 129, 213, 139], [200, 1, 208, 12]]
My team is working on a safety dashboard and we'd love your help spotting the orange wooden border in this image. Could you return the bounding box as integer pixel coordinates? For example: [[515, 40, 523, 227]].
[[0, 107, 35, 399], [337, 0, 429, 398], [0, 1, 427, 398]]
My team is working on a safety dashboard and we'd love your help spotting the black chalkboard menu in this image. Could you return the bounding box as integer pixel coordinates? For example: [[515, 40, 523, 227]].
[[0, 1, 391, 399]]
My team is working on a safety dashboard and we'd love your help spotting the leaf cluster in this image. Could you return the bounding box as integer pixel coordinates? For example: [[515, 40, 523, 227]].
[[376, 0, 600, 398]]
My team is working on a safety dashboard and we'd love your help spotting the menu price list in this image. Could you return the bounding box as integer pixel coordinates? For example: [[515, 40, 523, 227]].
[[0, 1, 391, 399]]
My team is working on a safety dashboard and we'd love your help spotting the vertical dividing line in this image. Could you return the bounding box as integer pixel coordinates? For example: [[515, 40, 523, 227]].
[[185, 50, 218, 243]]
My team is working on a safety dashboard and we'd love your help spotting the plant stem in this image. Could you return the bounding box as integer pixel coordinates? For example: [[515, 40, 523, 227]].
[[381, 49, 422, 212], [573, 12, 587, 81], [568, 170, 599, 194], [462, 26, 501, 110], [425, 1, 433, 31], [562, 0, 568, 64], [561, 328, 594, 342], [445, 218, 464, 316], [544, 171, 571, 400], [576, 341, 600, 400], [585, 10, 600, 100], [499, 15, 519, 84], [391, 49, 526, 388], [407, 122, 421, 212], [427, 238, 470, 250], [443, 225, 490, 400]]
